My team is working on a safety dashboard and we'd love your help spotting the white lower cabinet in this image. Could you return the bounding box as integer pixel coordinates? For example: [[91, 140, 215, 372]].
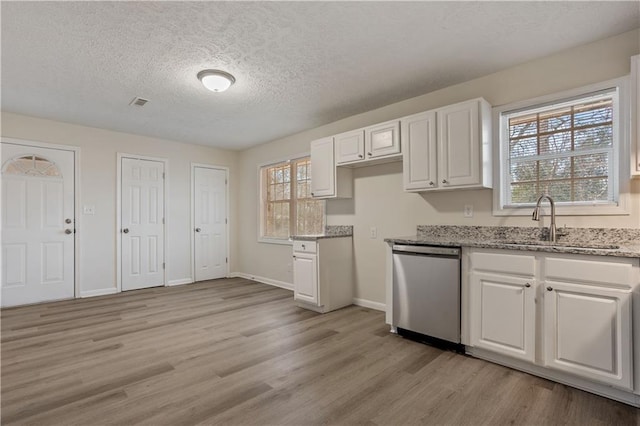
[[544, 280, 632, 390], [467, 248, 638, 396], [470, 271, 535, 362], [293, 253, 317, 304], [292, 237, 353, 313]]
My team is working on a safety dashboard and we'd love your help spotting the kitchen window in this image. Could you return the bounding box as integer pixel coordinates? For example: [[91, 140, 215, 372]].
[[493, 78, 630, 216], [259, 156, 325, 243]]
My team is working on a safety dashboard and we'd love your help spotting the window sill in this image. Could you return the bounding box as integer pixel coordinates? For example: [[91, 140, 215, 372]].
[[258, 237, 293, 246], [493, 203, 630, 217]]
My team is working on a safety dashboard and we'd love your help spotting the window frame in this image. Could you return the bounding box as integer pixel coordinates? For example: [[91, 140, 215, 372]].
[[492, 77, 630, 217], [257, 153, 326, 245]]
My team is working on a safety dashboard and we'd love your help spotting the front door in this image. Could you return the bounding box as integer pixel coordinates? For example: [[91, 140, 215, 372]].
[[121, 157, 165, 291], [1, 142, 75, 307], [193, 166, 227, 281]]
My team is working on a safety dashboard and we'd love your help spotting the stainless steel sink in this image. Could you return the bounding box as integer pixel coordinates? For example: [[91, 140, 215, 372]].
[[493, 240, 620, 250]]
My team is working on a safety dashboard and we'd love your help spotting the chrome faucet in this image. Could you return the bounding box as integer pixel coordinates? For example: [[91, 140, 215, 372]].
[[532, 194, 557, 243]]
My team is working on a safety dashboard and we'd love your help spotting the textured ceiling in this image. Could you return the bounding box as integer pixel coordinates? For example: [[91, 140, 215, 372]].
[[2, 1, 639, 150]]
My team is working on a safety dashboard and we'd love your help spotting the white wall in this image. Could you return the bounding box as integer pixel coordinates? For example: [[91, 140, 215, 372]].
[[235, 29, 640, 306], [1, 113, 238, 296]]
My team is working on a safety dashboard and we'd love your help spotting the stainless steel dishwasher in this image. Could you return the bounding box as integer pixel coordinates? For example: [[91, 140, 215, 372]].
[[392, 245, 461, 349]]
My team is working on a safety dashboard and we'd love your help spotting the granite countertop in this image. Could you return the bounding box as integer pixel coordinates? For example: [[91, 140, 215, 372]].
[[385, 226, 640, 258], [291, 225, 353, 241]]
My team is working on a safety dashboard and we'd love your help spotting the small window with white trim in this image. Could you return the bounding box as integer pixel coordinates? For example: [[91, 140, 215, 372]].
[[494, 79, 629, 216]]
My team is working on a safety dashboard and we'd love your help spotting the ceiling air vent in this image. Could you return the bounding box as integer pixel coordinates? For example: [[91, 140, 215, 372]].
[[129, 97, 149, 107]]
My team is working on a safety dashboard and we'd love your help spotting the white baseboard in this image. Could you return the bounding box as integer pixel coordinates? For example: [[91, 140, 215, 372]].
[[353, 298, 386, 312], [229, 272, 294, 291], [80, 288, 119, 298], [167, 278, 193, 287]]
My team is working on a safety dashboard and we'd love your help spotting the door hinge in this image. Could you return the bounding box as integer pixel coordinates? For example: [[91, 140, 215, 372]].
[[225, 179, 228, 185], [225, 218, 228, 224], [162, 172, 165, 179], [162, 218, 165, 224], [225, 257, 228, 263], [162, 262, 165, 269]]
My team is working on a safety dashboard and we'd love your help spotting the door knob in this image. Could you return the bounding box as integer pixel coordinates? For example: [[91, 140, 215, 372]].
[[122, 228, 129, 234], [65, 229, 73, 235], [195, 228, 201, 232], [65, 218, 72, 224]]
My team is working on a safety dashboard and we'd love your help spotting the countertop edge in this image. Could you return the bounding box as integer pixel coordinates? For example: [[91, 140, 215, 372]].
[[384, 237, 640, 259]]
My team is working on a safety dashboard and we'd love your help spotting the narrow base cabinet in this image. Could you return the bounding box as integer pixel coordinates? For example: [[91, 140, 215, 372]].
[[292, 237, 353, 313], [466, 248, 640, 405], [469, 251, 536, 363]]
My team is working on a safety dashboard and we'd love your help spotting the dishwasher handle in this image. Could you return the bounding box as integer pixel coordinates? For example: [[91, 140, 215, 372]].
[[392, 245, 460, 257]]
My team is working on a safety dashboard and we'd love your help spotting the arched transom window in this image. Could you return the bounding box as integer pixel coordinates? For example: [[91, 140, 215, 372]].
[[2, 155, 62, 177]]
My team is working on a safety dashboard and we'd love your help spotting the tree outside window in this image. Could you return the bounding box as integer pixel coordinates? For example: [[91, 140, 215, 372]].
[[261, 157, 325, 240]]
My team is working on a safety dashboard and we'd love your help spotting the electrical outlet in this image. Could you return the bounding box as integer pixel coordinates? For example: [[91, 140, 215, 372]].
[[463, 204, 473, 218], [370, 226, 377, 239], [83, 205, 95, 215]]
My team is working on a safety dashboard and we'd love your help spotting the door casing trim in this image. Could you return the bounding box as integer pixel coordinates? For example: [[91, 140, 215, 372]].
[[1, 137, 81, 300], [191, 163, 230, 282], [116, 153, 168, 292]]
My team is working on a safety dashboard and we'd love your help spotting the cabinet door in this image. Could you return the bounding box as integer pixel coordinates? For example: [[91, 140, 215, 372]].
[[293, 253, 318, 305], [544, 281, 632, 390], [365, 120, 400, 159], [310, 137, 335, 198], [469, 271, 535, 362], [401, 111, 437, 191], [632, 55, 640, 177], [335, 129, 365, 165], [437, 100, 481, 187]]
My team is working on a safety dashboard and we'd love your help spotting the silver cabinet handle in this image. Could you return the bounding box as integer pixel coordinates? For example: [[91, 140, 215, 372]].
[[122, 228, 129, 234], [546, 286, 553, 291], [195, 228, 201, 232], [442, 179, 448, 184], [367, 152, 372, 156], [302, 244, 306, 249], [65, 218, 72, 224], [429, 181, 434, 186], [65, 229, 73, 235], [358, 154, 363, 159], [525, 283, 531, 288]]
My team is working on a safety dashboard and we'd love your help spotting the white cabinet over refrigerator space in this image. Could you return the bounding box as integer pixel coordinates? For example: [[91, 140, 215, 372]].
[[309, 137, 353, 199]]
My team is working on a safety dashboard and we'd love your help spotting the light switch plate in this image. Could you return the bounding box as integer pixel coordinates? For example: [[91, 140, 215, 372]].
[[370, 226, 377, 239]]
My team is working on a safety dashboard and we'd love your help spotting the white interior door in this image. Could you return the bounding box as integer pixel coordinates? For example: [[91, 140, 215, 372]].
[[193, 166, 227, 281], [121, 157, 165, 291], [1, 143, 75, 307]]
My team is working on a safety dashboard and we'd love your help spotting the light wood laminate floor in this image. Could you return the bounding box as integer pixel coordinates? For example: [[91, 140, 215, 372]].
[[1, 278, 638, 425]]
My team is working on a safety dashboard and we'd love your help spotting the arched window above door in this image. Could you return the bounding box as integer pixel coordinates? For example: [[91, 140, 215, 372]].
[[2, 155, 62, 177]]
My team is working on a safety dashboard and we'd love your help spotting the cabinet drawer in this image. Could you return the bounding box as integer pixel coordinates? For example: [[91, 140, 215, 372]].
[[293, 241, 317, 253], [470, 250, 536, 276], [545, 256, 636, 288]]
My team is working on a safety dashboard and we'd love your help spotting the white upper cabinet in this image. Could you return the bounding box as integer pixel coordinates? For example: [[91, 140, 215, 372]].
[[402, 98, 492, 192], [631, 55, 640, 177], [365, 120, 401, 159], [402, 110, 437, 190], [335, 129, 365, 165], [310, 137, 353, 199]]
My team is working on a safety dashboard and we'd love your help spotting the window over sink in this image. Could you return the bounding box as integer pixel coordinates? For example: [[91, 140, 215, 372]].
[[493, 77, 630, 216]]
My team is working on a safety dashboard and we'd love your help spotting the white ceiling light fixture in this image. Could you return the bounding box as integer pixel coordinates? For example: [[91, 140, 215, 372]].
[[197, 69, 236, 93]]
